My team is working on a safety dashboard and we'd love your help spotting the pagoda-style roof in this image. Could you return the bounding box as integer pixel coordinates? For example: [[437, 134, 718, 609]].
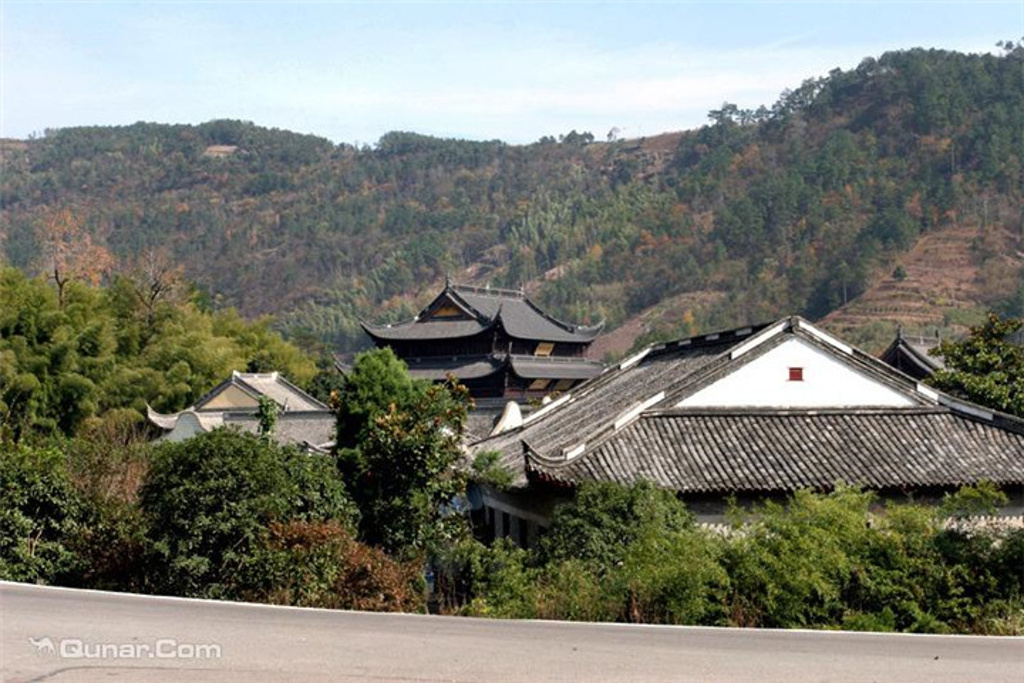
[[404, 355, 507, 381], [402, 354, 604, 383], [362, 282, 603, 344], [509, 355, 604, 380], [879, 331, 945, 380]]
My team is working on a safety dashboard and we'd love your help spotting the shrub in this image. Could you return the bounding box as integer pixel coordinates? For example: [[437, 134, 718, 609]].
[[614, 526, 729, 625], [139, 428, 356, 599], [0, 443, 83, 584], [252, 520, 425, 612], [534, 559, 612, 622], [455, 539, 539, 619], [540, 481, 694, 572], [722, 487, 875, 628]]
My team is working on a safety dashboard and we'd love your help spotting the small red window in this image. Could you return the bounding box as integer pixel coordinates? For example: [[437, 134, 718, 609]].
[[788, 367, 804, 382]]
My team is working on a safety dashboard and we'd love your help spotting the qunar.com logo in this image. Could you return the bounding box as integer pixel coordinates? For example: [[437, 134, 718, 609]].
[[29, 636, 222, 659]]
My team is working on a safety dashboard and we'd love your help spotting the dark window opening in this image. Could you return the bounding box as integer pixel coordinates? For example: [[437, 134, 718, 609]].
[[788, 367, 804, 382]]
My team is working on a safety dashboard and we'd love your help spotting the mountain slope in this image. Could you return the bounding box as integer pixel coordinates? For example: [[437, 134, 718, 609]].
[[2, 46, 1022, 356]]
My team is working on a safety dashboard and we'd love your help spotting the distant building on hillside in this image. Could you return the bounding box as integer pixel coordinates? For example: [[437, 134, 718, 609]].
[[361, 281, 605, 436], [361, 281, 605, 402], [147, 371, 334, 450]]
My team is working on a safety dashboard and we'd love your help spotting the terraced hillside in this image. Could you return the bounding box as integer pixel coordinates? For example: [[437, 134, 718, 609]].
[[823, 218, 1022, 351]]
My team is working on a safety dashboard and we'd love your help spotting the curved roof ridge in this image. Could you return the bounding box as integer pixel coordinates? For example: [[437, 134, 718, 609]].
[[451, 280, 602, 339], [360, 317, 496, 341], [146, 404, 182, 430], [517, 292, 603, 336]]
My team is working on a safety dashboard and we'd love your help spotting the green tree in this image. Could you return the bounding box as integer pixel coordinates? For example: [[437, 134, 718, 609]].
[[351, 380, 470, 555], [333, 348, 421, 452], [540, 481, 694, 571], [928, 313, 1024, 417], [331, 348, 471, 554], [0, 267, 319, 441], [0, 443, 83, 583]]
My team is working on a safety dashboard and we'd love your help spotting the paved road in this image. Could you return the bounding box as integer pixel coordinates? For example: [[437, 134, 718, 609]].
[[2, 581, 1021, 682]]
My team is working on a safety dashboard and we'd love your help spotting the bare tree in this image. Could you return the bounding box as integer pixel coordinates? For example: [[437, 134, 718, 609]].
[[121, 247, 186, 331]]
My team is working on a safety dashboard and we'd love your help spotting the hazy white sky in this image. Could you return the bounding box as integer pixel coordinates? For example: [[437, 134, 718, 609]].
[[2, 1, 1021, 145]]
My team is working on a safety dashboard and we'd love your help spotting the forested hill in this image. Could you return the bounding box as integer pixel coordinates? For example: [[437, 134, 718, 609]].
[[2, 46, 1022, 356]]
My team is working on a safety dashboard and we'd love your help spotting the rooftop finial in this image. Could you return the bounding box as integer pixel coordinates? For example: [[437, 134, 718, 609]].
[[445, 271, 451, 288]]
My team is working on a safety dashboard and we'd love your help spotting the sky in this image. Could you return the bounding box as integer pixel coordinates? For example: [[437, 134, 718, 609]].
[[2, 1, 1021, 146]]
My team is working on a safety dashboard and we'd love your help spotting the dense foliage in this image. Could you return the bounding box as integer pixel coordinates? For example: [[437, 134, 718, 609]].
[[0, 427, 423, 609], [3, 425, 1021, 634], [538, 481, 694, 569], [140, 429, 356, 599], [3, 47, 1022, 354], [437, 483, 1024, 634], [0, 443, 83, 584], [0, 268, 315, 441]]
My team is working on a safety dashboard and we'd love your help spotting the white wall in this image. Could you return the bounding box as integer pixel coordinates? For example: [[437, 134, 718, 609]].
[[677, 337, 917, 408], [161, 413, 204, 442]]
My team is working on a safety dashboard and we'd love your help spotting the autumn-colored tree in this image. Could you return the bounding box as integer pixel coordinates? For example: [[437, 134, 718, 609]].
[[37, 208, 115, 308]]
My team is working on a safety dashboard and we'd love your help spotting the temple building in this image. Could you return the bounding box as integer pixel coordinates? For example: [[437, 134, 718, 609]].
[[146, 371, 335, 450], [361, 282, 605, 407], [470, 317, 1024, 546]]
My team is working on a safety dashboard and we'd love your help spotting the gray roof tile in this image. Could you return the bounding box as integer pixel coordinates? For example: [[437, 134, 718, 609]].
[[531, 409, 1024, 493], [509, 355, 605, 380], [473, 317, 1024, 494], [363, 283, 602, 344]]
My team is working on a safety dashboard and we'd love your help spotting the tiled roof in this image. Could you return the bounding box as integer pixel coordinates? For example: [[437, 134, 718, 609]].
[[465, 407, 504, 442], [191, 371, 327, 412], [362, 283, 602, 344], [402, 354, 604, 382], [405, 355, 505, 381], [509, 355, 605, 380], [476, 325, 769, 486], [453, 285, 603, 343], [234, 372, 327, 412], [472, 317, 1024, 495], [362, 318, 492, 341], [879, 334, 944, 379], [529, 408, 1024, 493], [148, 371, 328, 438]]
